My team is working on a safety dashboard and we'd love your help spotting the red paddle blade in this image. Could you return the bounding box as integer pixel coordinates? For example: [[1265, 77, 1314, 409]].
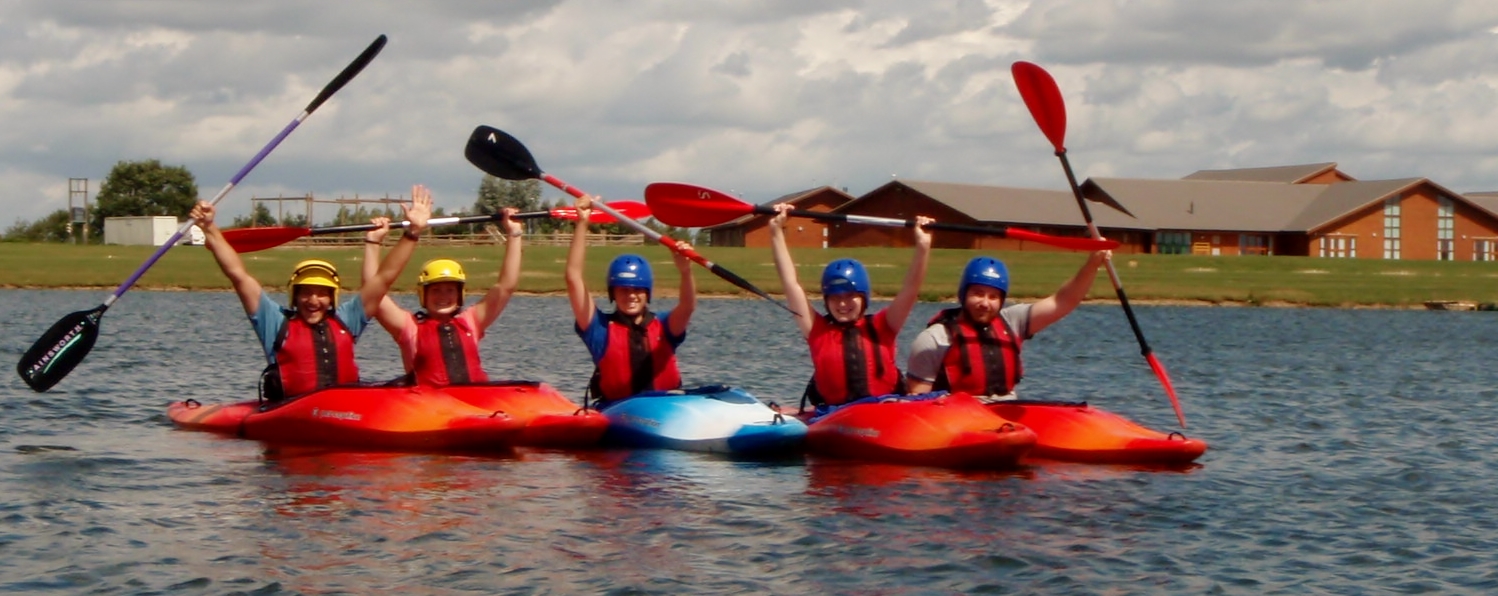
[[222, 227, 312, 253], [644, 182, 753, 227], [549, 200, 651, 224], [1011, 61, 1067, 153], [1005, 228, 1119, 251], [1146, 353, 1187, 429]]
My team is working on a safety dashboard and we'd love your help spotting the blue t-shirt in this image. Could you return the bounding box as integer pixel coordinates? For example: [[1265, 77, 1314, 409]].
[[248, 291, 371, 364], [574, 308, 686, 363]]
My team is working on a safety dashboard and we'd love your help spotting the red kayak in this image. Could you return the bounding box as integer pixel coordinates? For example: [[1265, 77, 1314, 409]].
[[988, 400, 1207, 465], [167, 385, 524, 451], [440, 382, 609, 448], [803, 392, 1037, 469]]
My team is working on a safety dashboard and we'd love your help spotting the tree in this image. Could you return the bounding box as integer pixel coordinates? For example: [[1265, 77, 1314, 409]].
[[92, 159, 198, 240], [230, 202, 277, 228], [476, 176, 541, 212], [3, 209, 72, 242]]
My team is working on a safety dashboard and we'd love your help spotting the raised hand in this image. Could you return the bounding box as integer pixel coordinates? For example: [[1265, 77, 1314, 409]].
[[405, 184, 433, 235]]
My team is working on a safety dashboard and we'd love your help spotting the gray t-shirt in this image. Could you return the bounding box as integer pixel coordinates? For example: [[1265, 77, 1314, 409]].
[[905, 303, 1033, 385]]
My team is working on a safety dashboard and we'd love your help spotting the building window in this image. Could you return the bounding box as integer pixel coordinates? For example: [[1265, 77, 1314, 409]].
[[1437, 196, 1455, 261], [1320, 235, 1356, 258], [1156, 231, 1191, 255], [1239, 234, 1270, 256], [1476, 239, 1497, 262], [1383, 197, 1400, 260]]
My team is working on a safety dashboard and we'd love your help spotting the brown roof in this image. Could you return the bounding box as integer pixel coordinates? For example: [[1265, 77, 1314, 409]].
[[1083, 178, 1325, 232], [1183, 162, 1340, 183], [858, 180, 1085, 227], [806, 176, 1498, 237], [1284, 178, 1421, 231], [1463, 192, 1498, 217]]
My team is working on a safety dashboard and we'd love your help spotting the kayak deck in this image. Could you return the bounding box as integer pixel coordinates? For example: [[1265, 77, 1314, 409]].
[[168, 384, 525, 452], [804, 393, 1037, 469], [988, 400, 1207, 465], [440, 382, 609, 448], [599, 385, 807, 456]]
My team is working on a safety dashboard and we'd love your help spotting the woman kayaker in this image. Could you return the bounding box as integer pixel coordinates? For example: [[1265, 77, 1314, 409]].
[[768, 203, 933, 409], [565, 195, 696, 405], [904, 251, 1107, 399], [361, 188, 524, 387], [189, 190, 431, 401]]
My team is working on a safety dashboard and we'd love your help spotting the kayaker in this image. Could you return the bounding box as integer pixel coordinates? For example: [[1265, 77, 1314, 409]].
[[361, 194, 524, 386], [189, 190, 431, 401], [768, 203, 933, 408], [565, 195, 696, 405], [904, 252, 1107, 400]]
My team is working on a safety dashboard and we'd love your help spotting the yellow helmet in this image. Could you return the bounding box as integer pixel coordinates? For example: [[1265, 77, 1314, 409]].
[[288, 259, 341, 304], [417, 258, 466, 309]]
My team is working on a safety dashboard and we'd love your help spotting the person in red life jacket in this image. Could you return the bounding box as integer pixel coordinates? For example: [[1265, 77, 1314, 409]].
[[189, 189, 431, 401], [904, 251, 1108, 400], [565, 195, 696, 404], [361, 194, 524, 387], [767, 203, 933, 408]]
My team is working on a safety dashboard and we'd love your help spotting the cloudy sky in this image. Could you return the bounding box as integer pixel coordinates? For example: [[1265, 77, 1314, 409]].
[[4, 0, 1498, 225]]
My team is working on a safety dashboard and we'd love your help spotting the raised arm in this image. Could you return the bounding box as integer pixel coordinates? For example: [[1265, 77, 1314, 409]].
[[192, 201, 263, 316], [768, 204, 814, 337], [360, 185, 431, 318], [1027, 249, 1107, 335], [665, 240, 696, 337], [361, 215, 412, 336], [884, 215, 933, 330], [564, 195, 598, 330], [471, 207, 523, 331]]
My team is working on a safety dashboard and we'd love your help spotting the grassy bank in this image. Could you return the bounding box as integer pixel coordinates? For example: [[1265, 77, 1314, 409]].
[[2, 242, 1496, 307]]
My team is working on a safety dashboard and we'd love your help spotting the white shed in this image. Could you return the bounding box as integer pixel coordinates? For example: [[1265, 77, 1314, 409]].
[[104, 216, 182, 246]]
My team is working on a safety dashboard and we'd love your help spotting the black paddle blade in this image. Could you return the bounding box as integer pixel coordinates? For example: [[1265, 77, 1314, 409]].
[[305, 34, 388, 114], [465, 125, 543, 181], [17, 306, 105, 392]]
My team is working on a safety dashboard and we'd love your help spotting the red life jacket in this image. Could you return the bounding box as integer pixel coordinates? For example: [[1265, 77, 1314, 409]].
[[273, 312, 360, 397], [594, 310, 682, 401], [806, 312, 901, 405], [928, 307, 1023, 396], [410, 311, 488, 386]]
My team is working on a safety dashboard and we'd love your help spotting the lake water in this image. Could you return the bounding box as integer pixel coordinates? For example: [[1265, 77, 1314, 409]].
[[2, 288, 1497, 594]]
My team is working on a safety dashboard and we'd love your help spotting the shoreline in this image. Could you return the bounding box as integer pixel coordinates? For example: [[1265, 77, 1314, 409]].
[[0, 284, 1436, 310]]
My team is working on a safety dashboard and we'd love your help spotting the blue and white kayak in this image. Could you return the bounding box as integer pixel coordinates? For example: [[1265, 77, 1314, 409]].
[[599, 385, 807, 456]]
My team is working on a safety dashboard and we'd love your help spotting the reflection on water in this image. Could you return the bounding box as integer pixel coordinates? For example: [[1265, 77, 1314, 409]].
[[3, 289, 1498, 593]]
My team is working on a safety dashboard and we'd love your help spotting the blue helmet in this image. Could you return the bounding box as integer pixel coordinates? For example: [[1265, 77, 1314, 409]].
[[958, 257, 1009, 302], [607, 254, 653, 302], [820, 258, 870, 303]]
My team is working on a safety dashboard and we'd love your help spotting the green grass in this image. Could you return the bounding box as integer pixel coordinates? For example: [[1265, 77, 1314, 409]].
[[2, 242, 1496, 307]]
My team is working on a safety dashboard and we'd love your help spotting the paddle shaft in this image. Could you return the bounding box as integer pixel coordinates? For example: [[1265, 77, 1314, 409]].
[[1056, 149, 1185, 428], [301, 209, 575, 236], [16, 35, 386, 392], [105, 35, 388, 308], [760, 205, 1116, 251], [541, 174, 793, 313]]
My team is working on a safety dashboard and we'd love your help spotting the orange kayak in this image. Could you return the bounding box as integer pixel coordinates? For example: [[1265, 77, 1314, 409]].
[[440, 382, 608, 448], [167, 385, 524, 451], [804, 392, 1036, 469], [988, 400, 1207, 465]]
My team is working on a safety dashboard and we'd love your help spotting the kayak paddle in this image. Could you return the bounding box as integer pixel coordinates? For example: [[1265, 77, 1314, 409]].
[[1012, 60, 1187, 428], [463, 125, 795, 314], [222, 200, 651, 253], [16, 35, 389, 393], [643, 181, 1121, 252]]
